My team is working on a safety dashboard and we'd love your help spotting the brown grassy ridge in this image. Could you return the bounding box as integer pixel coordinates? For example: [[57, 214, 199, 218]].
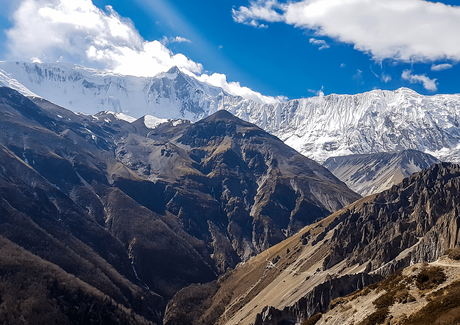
[[402, 278, 460, 324]]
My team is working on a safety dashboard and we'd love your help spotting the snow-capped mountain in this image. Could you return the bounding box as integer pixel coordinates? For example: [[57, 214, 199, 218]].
[[0, 62, 227, 120], [2, 61, 460, 163]]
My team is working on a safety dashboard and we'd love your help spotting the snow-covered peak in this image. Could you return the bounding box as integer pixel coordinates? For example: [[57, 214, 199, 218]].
[[162, 66, 181, 79], [0, 61, 228, 120]]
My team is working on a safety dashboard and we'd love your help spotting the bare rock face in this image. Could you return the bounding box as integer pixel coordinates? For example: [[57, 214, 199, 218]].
[[112, 108, 360, 274], [0, 87, 359, 323], [324, 162, 460, 275]]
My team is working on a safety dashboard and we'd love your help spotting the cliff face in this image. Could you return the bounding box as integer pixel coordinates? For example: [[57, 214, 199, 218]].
[[324, 162, 460, 274], [165, 162, 460, 325]]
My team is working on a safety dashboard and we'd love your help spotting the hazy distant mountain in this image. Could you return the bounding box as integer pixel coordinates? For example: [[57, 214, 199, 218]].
[[323, 150, 441, 196], [166, 162, 460, 325], [2, 62, 460, 164], [0, 86, 359, 323]]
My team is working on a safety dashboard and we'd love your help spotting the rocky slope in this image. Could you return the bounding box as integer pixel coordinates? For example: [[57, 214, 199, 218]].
[[323, 150, 440, 196], [0, 86, 358, 323], [313, 252, 460, 325], [165, 162, 460, 325], [2, 62, 460, 163]]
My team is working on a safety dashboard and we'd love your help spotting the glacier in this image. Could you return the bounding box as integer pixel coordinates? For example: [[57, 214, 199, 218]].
[[1, 61, 460, 163]]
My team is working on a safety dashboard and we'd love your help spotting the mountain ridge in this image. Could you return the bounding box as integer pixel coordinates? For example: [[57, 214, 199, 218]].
[[323, 149, 441, 196]]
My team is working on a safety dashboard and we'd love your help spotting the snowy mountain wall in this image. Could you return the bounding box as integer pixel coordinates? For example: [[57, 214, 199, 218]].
[[2, 61, 460, 163]]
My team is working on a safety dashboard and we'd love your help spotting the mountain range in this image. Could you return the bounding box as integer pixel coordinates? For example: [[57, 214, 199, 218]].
[[1, 62, 460, 164], [0, 86, 359, 323], [1, 60, 460, 325]]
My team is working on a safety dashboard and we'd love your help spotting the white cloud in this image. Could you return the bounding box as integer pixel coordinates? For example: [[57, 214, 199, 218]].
[[197, 72, 279, 104], [353, 69, 363, 80], [309, 38, 329, 50], [431, 63, 453, 71], [233, 0, 460, 62], [170, 36, 192, 43], [6, 0, 202, 75], [381, 74, 392, 83], [401, 70, 437, 91], [5, 0, 279, 104], [232, 0, 283, 28]]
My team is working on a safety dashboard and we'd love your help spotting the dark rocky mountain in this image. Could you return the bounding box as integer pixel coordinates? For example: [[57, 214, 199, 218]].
[[118, 109, 360, 266], [0, 86, 359, 323], [323, 150, 440, 196], [165, 162, 460, 325]]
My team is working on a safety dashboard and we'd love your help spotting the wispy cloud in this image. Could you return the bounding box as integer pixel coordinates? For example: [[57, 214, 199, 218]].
[[381, 74, 392, 83], [401, 70, 437, 91], [309, 38, 329, 50], [233, 0, 460, 62], [431, 63, 453, 71], [232, 0, 283, 28], [170, 36, 192, 43], [353, 69, 363, 83], [5, 0, 279, 104]]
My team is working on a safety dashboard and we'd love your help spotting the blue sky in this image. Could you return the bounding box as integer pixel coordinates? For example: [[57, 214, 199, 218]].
[[0, 0, 459, 102]]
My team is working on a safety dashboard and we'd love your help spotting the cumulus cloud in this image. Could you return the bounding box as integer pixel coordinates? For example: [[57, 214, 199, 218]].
[[6, 0, 202, 75], [431, 63, 453, 71], [233, 0, 460, 62], [5, 0, 278, 104], [309, 38, 329, 50], [401, 70, 437, 91]]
